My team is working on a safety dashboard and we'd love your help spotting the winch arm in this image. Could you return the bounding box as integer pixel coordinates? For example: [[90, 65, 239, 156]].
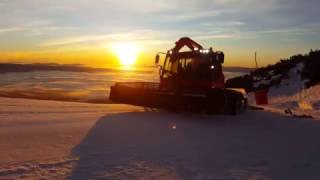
[[172, 37, 204, 52]]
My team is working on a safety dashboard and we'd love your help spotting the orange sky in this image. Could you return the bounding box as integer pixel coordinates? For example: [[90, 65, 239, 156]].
[[0, 0, 319, 68], [0, 44, 312, 68]]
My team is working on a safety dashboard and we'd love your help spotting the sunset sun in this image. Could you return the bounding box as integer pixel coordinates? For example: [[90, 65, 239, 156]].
[[112, 42, 139, 66]]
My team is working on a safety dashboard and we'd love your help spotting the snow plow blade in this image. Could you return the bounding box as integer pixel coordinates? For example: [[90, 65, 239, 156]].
[[109, 82, 247, 115]]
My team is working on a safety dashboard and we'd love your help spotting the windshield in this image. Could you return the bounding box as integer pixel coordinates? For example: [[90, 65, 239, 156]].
[[162, 53, 220, 81]]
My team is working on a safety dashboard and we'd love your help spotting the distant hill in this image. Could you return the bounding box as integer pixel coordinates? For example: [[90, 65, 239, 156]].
[[223, 66, 253, 72], [0, 63, 252, 74], [0, 63, 103, 73], [0, 63, 152, 74]]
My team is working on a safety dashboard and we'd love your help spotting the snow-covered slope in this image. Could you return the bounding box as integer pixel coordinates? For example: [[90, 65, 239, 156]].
[[250, 62, 320, 118], [1, 97, 320, 179]]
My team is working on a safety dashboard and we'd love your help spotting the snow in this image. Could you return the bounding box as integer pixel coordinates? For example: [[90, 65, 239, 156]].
[[268, 62, 305, 97], [250, 62, 320, 119], [1, 97, 320, 179]]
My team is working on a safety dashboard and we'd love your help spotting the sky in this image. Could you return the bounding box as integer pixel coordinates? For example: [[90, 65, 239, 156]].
[[0, 0, 319, 67]]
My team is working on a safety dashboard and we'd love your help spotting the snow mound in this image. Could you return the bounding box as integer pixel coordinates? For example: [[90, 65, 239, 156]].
[[268, 62, 305, 97], [250, 62, 320, 118]]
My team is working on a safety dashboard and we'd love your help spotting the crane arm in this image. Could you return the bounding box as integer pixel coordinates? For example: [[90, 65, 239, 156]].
[[172, 37, 203, 52]]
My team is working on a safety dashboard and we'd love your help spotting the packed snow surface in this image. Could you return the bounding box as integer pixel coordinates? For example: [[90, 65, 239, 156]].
[[1, 97, 320, 179]]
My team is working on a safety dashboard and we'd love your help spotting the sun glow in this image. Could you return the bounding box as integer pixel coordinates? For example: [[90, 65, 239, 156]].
[[112, 42, 140, 66]]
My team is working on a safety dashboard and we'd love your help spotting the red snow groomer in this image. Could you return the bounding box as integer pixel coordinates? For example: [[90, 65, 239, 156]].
[[110, 37, 247, 114]]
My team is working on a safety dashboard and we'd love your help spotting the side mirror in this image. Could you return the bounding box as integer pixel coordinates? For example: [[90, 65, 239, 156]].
[[155, 54, 160, 65], [158, 66, 163, 75]]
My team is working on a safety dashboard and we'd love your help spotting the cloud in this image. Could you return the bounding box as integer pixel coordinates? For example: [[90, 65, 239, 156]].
[[0, 19, 76, 37], [40, 29, 174, 48], [0, 27, 25, 33], [40, 34, 126, 47], [0, 0, 319, 66], [195, 34, 235, 40]]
